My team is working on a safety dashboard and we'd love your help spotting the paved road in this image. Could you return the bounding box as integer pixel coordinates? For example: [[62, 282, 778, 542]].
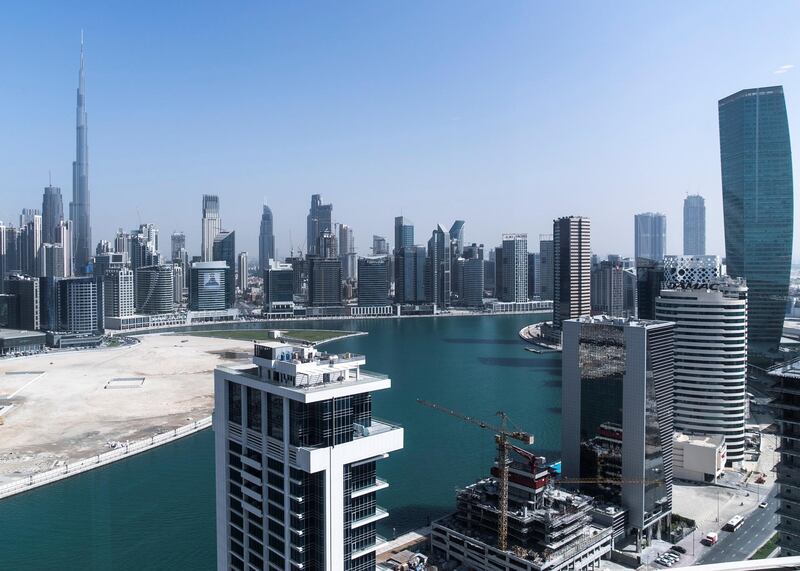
[[697, 487, 778, 565]]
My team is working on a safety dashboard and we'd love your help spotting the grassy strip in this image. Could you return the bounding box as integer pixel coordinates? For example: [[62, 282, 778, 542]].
[[185, 329, 350, 344], [751, 533, 778, 559]]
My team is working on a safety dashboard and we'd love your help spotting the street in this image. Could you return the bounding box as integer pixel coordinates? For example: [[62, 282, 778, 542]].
[[696, 487, 778, 565]]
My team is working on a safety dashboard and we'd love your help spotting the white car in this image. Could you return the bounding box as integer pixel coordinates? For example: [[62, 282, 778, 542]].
[[759, 501, 769, 509]]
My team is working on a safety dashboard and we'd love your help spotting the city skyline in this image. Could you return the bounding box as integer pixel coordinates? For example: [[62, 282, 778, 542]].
[[2, 3, 800, 260]]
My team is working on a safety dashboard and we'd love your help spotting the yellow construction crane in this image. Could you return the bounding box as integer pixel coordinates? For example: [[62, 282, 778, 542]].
[[416, 398, 534, 551]]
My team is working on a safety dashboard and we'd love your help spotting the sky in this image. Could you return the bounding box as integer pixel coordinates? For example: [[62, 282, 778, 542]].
[[1, 1, 799, 261]]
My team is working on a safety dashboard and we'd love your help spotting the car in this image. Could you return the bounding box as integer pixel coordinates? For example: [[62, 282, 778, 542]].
[[759, 501, 769, 509], [670, 545, 687, 554]]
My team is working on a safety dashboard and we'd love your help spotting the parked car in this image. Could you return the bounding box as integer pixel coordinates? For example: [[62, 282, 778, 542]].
[[670, 545, 687, 554]]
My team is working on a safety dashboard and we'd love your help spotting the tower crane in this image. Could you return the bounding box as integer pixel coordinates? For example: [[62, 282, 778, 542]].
[[416, 398, 534, 551]]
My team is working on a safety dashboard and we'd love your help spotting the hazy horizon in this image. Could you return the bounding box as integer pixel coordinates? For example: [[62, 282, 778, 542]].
[[2, 2, 799, 261]]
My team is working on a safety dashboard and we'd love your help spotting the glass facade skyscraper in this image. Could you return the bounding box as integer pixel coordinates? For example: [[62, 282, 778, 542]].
[[719, 86, 793, 355], [682, 194, 706, 256], [634, 212, 666, 264]]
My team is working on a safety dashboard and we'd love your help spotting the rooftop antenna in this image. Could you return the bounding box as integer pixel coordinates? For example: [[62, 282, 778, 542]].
[[48, 170, 51, 186]]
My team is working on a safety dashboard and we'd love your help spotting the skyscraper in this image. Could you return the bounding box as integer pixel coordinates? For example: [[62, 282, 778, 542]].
[[237, 251, 248, 293], [41, 185, 64, 245], [500, 233, 528, 303], [57, 276, 103, 334], [70, 35, 92, 275], [395, 245, 426, 304], [372, 235, 389, 256], [212, 230, 236, 308], [0, 222, 7, 294], [306, 194, 333, 256], [656, 255, 748, 463], [135, 265, 174, 314], [561, 315, 674, 541], [462, 257, 484, 307], [214, 341, 403, 570], [201, 194, 221, 262], [448, 220, 465, 256], [769, 359, 800, 556], [357, 256, 390, 306], [189, 261, 230, 311], [394, 216, 414, 255], [427, 225, 451, 307], [170, 232, 186, 262], [258, 203, 274, 270], [719, 86, 794, 355], [308, 256, 342, 307], [539, 236, 554, 301], [683, 195, 706, 256], [553, 216, 591, 330], [263, 260, 294, 315], [338, 224, 356, 280], [634, 212, 666, 263], [19, 211, 42, 277], [103, 267, 134, 318]]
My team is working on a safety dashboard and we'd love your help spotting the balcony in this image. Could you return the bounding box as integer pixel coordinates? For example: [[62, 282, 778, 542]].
[[294, 420, 403, 473], [351, 535, 387, 560], [352, 477, 389, 499], [351, 506, 389, 529]]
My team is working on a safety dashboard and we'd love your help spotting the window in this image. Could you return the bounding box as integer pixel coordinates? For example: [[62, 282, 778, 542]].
[[268, 394, 283, 440], [247, 387, 262, 431], [228, 382, 242, 424]]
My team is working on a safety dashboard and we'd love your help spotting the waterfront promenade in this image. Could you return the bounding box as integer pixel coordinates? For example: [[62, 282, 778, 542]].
[[0, 416, 211, 500]]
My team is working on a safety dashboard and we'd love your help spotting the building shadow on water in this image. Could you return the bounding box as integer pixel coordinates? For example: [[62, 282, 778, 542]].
[[477, 357, 561, 369], [442, 338, 522, 345]]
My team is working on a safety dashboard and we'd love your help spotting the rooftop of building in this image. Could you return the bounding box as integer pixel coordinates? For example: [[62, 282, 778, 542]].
[[0, 328, 47, 341], [570, 314, 671, 328], [674, 432, 725, 448], [222, 340, 390, 395], [768, 356, 800, 379]]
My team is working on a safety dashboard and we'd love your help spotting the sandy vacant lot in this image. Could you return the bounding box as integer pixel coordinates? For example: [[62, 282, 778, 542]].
[[0, 333, 253, 485]]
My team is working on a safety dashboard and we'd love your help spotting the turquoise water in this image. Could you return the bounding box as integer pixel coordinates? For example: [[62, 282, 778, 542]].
[[0, 314, 560, 570]]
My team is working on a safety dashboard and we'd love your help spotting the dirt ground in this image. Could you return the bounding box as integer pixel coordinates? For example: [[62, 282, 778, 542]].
[[0, 333, 252, 485]]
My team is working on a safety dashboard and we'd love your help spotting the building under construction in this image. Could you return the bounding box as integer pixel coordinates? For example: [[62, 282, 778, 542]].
[[431, 448, 612, 571]]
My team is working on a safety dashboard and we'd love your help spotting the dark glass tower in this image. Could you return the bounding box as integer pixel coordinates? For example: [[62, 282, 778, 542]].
[[719, 86, 793, 355], [42, 185, 64, 245], [258, 203, 274, 271], [70, 34, 91, 275], [212, 230, 236, 308]]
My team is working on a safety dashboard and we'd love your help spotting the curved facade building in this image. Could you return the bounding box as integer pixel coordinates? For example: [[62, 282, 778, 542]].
[[656, 278, 748, 463], [135, 265, 174, 314], [719, 86, 793, 356]]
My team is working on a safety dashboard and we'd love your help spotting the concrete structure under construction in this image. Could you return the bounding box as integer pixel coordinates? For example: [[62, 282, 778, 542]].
[[214, 340, 403, 571], [431, 448, 612, 571]]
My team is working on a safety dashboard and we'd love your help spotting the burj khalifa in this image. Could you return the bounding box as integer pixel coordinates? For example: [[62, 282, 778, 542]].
[[70, 33, 91, 274]]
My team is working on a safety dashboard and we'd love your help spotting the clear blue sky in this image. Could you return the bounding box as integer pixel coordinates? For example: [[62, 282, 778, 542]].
[[1, 1, 799, 260]]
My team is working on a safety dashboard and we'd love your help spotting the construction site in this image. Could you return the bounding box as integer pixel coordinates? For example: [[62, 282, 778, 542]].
[[412, 401, 614, 571]]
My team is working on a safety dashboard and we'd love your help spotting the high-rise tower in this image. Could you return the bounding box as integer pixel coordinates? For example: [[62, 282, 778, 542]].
[[553, 216, 591, 330], [70, 34, 91, 275], [201, 195, 221, 261], [719, 86, 794, 355], [682, 195, 706, 256], [42, 185, 64, 245], [634, 212, 666, 263], [258, 203, 275, 271]]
